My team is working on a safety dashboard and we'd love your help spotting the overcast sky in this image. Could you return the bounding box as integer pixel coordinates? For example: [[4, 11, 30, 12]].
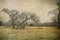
[[0, 0, 58, 23]]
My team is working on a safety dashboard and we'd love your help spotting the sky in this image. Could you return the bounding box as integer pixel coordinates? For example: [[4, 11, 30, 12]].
[[0, 0, 59, 23]]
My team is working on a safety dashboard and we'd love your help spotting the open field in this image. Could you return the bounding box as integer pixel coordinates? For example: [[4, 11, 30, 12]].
[[0, 26, 60, 40]]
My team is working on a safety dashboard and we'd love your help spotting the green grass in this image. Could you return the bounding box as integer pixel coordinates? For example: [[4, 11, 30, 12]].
[[0, 26, 60, 40]]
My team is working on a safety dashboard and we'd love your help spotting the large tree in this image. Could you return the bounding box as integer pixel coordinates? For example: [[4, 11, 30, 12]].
[[2, 8, 19, 28], [57, 2, 60, 27], [48, 2, 60, 27], [16, 12, 40, 29]]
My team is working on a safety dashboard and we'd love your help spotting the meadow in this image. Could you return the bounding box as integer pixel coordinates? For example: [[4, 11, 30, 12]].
[[0, 26, 60, 40]]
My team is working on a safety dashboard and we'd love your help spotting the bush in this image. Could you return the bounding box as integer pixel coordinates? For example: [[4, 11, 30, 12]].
[[0, 21, 3, 26]]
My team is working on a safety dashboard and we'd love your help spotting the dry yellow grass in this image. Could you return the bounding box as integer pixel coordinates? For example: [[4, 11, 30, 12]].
[[0, 26, 60, 40]]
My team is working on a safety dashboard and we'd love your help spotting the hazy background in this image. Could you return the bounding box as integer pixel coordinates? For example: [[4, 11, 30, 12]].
[[0, 0, 59, 23]]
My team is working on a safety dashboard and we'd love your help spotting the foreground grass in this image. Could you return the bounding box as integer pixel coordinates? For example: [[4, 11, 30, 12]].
[[0, 26, 60, 40]]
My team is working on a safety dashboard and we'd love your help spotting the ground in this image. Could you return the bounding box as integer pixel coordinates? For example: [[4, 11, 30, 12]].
[[0, 26, 60, 40]]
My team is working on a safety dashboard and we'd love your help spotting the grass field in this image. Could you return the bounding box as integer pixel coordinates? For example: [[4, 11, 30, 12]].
[[0, 26, 60, 40]]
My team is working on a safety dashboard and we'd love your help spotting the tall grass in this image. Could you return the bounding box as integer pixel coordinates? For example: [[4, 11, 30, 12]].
[[0, 26, 59, 40]]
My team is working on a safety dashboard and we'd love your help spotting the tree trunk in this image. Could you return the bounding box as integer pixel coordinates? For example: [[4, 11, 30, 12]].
[[12, 23, 15, 28], [12, 16, 15, 29]]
